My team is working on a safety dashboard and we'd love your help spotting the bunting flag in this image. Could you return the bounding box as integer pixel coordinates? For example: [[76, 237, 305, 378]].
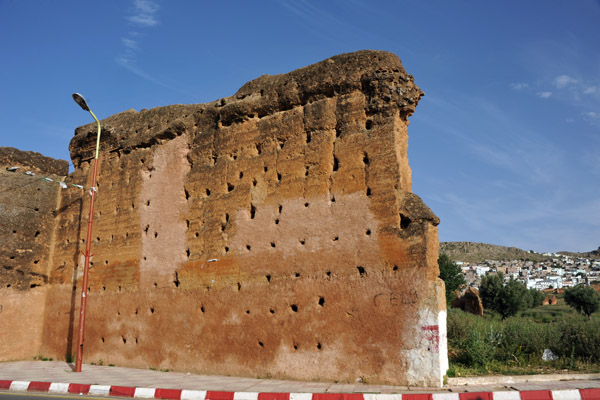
[[4, 166, 93, 192]]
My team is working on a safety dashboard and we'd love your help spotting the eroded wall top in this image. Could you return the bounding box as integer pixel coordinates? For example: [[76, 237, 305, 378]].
[[0, 147, 68, 176], [0, 147, 68, 290], [69, 50, 423, 163]]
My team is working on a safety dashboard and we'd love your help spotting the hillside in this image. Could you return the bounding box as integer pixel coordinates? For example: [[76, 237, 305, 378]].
[[440, 242, 600, 263], [557, 248, 600, 260], [439, 242, 549, 263]]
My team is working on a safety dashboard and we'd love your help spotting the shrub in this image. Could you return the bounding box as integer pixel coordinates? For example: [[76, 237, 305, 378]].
[[479, 273, 532, 319], [564, 284, 600, 320], [463, 323, 503, 368], [553, 315, 600, 362], [448, 309, 501, 368], [500, 318, 551, 363], [447, 308, 600, 372], [479, 273, 504, 311], [496, 279, 529, 319], [447, 308, 479, 350]]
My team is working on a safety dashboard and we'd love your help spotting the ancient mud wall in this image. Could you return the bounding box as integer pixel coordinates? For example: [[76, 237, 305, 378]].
[[0, 51, 447, 386], [0, 147, 68, 359]]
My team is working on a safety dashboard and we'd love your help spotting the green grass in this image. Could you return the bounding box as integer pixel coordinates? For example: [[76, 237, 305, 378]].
[[447, 307, 600, 376], [519, 293, 599, 322], [33, 354, 53, 361]]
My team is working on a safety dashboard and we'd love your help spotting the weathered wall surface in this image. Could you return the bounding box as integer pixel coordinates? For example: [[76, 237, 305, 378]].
[[0, 147, 68, 360], [0, 51, 447, 386]]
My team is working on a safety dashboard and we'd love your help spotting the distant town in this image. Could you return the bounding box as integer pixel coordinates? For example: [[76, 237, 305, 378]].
[[457, 252, 600, 290]]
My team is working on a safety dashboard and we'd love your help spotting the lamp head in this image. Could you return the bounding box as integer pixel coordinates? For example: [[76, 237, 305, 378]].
[[72, 93, 90, 112]]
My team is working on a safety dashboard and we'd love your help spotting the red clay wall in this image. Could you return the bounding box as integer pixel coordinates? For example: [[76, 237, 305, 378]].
[[0, 148, 68, 361], [1, 51, 447, 386]]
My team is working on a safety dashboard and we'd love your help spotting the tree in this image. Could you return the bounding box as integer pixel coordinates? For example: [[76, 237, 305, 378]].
[[528, 288, 545, 308], [479, 272, 504, 311], [496, 278, 528, 319], [564, 284, 600, 320], [479, 272, 531, 319], [438, 254, 466, 303]]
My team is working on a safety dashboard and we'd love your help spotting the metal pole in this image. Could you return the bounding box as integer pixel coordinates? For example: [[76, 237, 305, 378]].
[[72, 94, 101, 372]]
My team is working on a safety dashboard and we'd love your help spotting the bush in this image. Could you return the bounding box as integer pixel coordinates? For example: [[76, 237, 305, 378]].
[[525, 288, 545, 308], [446, 308, 600, 372], [500, 318, 551, 362], [553, 315, 600, 362], [448, 309, 502, 368], [479, 273, 541, 319], [479, 273, 504, 311], [463, 323, 503, 367], [496, 278, 529, 319], [564, 284, 600, 320], [447, 308, 480, 349]]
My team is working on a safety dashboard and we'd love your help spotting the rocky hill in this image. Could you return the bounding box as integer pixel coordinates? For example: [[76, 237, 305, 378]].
[[440, 242, 549, 263], [557, 248, 600, 260], [440, 241, 600, 263]]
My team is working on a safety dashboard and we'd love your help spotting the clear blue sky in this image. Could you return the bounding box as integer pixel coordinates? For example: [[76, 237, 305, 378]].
[[1, 1, 599, 253]]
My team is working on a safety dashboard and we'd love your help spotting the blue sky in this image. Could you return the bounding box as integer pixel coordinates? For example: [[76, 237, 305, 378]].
[[1, 1, 599, 253]]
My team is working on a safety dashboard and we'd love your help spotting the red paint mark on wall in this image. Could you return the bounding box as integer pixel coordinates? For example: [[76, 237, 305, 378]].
[[421, 325, 439, 353]]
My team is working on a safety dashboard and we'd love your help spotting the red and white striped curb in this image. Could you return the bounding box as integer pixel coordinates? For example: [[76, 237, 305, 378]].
[[1, 380, 599, 400]]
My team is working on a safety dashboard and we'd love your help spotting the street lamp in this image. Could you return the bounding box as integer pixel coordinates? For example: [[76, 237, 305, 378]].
[[72, 93, 101, 372]]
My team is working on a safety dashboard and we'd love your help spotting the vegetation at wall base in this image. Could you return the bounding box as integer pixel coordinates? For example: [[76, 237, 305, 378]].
[[447, 361, 600, 377], [447, 308, 600, 376], [64, 352, 74, 363]]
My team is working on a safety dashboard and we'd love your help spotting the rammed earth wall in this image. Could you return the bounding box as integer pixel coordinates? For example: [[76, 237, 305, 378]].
[[0, 148, 68, 360], [0, 50, 447, 387]]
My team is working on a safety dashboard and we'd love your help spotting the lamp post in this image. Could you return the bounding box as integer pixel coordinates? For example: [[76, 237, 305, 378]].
[[72, 93, 101, 373]]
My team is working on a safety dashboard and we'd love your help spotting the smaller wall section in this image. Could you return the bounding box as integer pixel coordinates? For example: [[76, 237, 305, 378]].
[[0, 147, 68, 361]]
